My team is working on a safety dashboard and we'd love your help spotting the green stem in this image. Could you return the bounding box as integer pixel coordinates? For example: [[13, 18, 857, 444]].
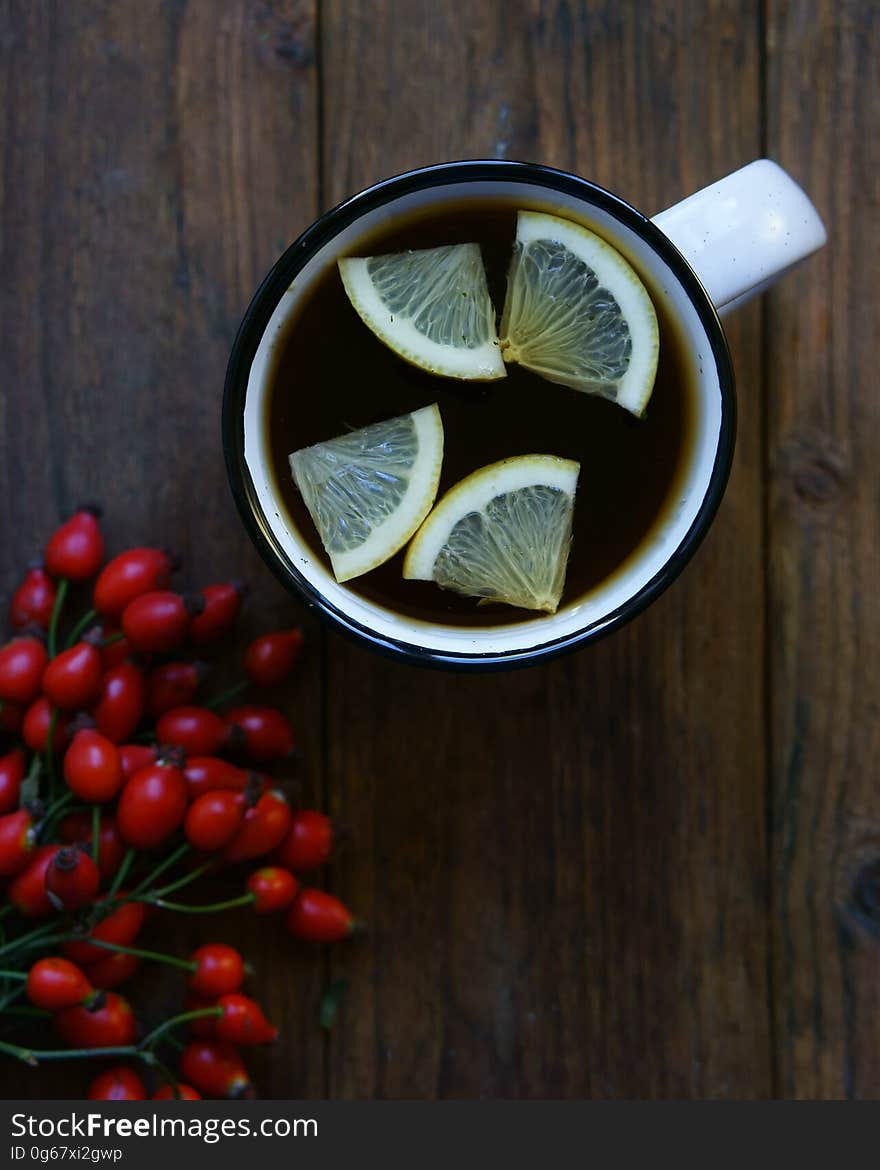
[[150, 858, 216, 900], [0, 1038, 151, 1068], [82, 939, 196, 973], [0, 922, 61, 960], [146, 893, 255, 915], [0, 971, 27, 982], [0, 985, 27, 1013], [107, 848, 136, 900], [91, 804, 101, 866], [140, 1007, 221, 1052], [129, 842, 190, 898], [39, 789, 75, 841], [65, 609, 97, 650], [101, 632, 126, 647], [204, 680, 249, 710], [1, 1004, 49, 1017], [47, 578, 69, 659]]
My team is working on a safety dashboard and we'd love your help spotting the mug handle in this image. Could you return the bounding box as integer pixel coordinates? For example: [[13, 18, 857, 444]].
[[651, 158, 827, 316]]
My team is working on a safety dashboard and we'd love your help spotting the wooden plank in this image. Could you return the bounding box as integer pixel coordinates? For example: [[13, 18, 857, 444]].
[[321, 0, 770, 1097], [766, 0, 880, 1099], [0, 0, 323, 1098]]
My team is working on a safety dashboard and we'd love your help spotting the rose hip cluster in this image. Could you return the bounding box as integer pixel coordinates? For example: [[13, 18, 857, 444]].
[[0, 507, 359, 1099]]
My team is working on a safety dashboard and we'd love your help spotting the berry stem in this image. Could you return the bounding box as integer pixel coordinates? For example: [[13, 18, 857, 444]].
[[0, 985, 27, 1013], [65, 609, 98, 650], [39, 789, 75, 841], [0, 922, 62, 960], [107, 847, 137, 900], [91, 804, 101, 866], [0, 970, 28, 982], [149, 858, 215, 900], [204, 680, 249, 710], [80, 938, 196, 972], [129, 842, 190, 898], [140, 1006, 222, 1051], [101, 632, 126, 647], [47, 578, 69, 659], [145, 893, 255, 915], [0, 1039, 150, 1068]]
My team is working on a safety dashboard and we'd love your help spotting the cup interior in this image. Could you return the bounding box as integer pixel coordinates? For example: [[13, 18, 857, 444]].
[[229, 164, 733, 666]]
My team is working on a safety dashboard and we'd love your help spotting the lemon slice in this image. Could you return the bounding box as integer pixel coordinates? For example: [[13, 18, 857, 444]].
[[290, 404, 444, 583], [499, 211, 659, 416], [404, 455, 579, 614], [339, 244, 506, 381]]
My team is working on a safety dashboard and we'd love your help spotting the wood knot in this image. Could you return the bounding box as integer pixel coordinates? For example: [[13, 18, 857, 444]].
[[793, 454, 846, 505], [779, 438, 849, 511], [275, 35, 313, 66], [851, 860, 880, 934]]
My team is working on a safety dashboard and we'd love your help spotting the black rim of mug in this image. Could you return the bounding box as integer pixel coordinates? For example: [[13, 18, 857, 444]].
[[222, 159, 736, 671]]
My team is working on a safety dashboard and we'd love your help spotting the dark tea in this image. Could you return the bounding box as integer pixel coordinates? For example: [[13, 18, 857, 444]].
[[264, 198, 695, 627]]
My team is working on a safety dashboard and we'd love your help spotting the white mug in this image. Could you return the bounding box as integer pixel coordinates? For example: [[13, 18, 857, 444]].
[[223, 159, 826, 669]]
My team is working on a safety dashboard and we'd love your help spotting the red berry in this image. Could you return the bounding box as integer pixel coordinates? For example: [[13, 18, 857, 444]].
[[58, 812, 125, 882], [0, 807, 36, 876], [274, 809, 334, 873], [182, 756, 249, 800], [119, 743, 158, 780], [286, 888, 357, 942], [56, 992, 136, 1049], [91, 662, 145, 743], [98, 626, 132, 670], [44, 508, 104, 581], [152, 1082, 202, 1100], [223, 706, 295, 763], [45, 846, 101, 911], [0, 748, 26, 815], [93, 548, 176, 618], [215, 993, 277, 1046], [42, 640, 103, 710], [117, 762, 188, 850], [87, 949, 142, 990], [64, 730, 123, 803], [27, 957, 96, 1011], [8, 844, 62, 916], [222, 790, 292, 863], [9, 565, 57, 630], [187, 583, 245, 645], [187, 944, 245, 999], [147, 661, 207, 717], [122, 592, 197, 654], [155, 706, 228, 757], [244, 629, 304, 687], [88, 1066, 147, 1101], [22, 697, 70, 753], [0, 636, 48, 705], [184, 993, 219, 1039], [184, 791, 245, 852], [179, 1041, 251, 1099], [246, 866, 298, 913], [63, 898, 146, 966]]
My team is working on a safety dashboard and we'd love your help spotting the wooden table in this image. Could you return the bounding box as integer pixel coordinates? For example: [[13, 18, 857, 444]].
[[0, 0, 875, 1100]]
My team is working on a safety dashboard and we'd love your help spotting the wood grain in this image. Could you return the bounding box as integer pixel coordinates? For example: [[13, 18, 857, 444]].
[[0, 0, 873, 1100], [321, 0, 770, 1098], [0, 0, 324, 1098], [766, 0, 880, 1099]]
